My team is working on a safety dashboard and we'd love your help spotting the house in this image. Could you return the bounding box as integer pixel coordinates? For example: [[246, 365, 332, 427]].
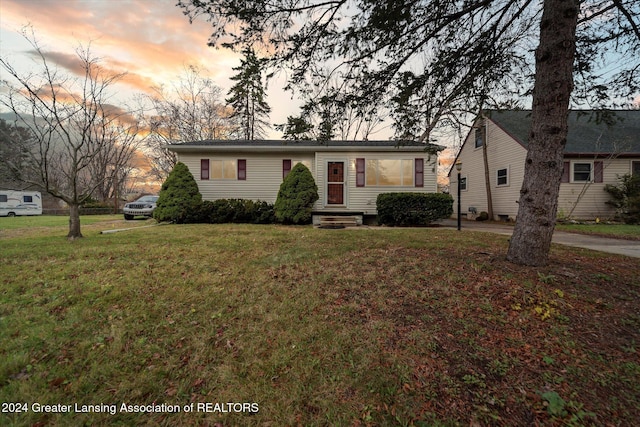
[[448, 110, 640, 221], [168, 139, 441, 224]]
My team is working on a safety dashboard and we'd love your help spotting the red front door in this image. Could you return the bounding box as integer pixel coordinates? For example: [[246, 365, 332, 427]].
[[327, 162, 344, 205]]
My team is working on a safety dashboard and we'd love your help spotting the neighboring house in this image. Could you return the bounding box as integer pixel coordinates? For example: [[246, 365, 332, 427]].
[[168, 139, 441, 224], [448, 110, 640, 221]]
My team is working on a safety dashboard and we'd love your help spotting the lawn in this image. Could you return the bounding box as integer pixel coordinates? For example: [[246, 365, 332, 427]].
[[555, 222, 640, 240], [1, 217, 639, 426]]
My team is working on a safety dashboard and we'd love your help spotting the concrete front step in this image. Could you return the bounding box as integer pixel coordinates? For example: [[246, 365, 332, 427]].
[[317, 215, 360, 227]]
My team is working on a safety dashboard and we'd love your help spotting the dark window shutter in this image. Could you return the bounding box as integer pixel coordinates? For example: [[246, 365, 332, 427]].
[[415, 158, 424, 187], [594, 161, 603, 183], [356, 158, 365, 187], [283, 159, 292, 179], [238, 159, 246, 180], [201, 159, 210, 180], [561, 161, 570, 183]]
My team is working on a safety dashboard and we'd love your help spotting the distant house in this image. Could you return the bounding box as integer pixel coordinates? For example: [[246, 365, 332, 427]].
[[168, 139, 442, 224], [448, 110, 640, 221]]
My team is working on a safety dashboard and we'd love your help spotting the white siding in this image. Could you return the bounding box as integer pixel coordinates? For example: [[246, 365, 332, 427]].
[[449, 119, 527, 220], [558, 158, 638, 220], [178, 153, 314, 204], [178, 150, 438, 215], [449, 118, 640, 221], [486, 122, 527, 219], [314, 152, 438, 214]]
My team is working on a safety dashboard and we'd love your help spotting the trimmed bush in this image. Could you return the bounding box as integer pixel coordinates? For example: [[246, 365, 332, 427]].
[[274, 163, 319, 224], [154, 162, 203, 223], [197, 199, 275, 224], [377, 192, 453, 226]]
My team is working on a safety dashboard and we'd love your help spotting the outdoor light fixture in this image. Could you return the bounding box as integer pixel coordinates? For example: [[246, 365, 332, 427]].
[[456, 160, 462, 231]]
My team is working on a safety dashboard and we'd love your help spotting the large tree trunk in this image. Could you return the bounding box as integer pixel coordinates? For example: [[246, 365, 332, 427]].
[[67, 203, 83, 240], [506, 0, 579, 266]]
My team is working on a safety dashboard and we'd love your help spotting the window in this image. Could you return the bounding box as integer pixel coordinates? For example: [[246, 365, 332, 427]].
[[202, 159, 238, 180], [210, 160, 237, 179], [201, 159, 210, 180], [474, 127, 484, 148], [0, 195, 7, 203], [632, 161, 640, 177], [460, 177, 467, 191], [497, 168, 508, 186], [365, 159, 414, 186], [573, 162, 592, 182], [564, 161, 603, 183], [23, 195, 33, 203]]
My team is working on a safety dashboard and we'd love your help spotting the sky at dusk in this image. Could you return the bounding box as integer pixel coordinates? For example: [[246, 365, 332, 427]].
[[3, 0, 636, 147], [0, 0, 301, 139]]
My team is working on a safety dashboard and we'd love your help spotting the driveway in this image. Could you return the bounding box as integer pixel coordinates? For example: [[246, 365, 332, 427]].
[[437, 219, 640, 259]]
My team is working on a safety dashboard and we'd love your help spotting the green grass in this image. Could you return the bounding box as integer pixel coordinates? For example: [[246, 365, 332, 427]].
[[556, 223, 640, 239], [0, 214, 124, 230], [0, 215, 154, 238], [1, 218, 639, 426]]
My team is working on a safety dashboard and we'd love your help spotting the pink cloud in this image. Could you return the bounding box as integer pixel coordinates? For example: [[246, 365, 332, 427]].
[[1, 0, 240, 94], [1, 0, 307, 138]]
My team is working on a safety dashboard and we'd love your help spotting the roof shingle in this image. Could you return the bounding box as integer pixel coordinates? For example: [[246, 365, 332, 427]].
[[486, 110, 640, 154]]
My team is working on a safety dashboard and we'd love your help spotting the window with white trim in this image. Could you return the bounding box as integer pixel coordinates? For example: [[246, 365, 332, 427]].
[[365, 159, 414, 186], [460, 176, 467, 191], [496, 168, 508, 186], [572, 162, 592, 182], [474, 127, 484, 148]]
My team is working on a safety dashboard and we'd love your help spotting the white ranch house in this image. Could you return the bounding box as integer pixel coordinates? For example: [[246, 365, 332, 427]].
[[169, 140, 441, 225], [449, 110, 640, 221]]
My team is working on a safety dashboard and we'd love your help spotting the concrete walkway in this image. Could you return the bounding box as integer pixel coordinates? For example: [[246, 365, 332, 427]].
[[437, 219, 640, 259]]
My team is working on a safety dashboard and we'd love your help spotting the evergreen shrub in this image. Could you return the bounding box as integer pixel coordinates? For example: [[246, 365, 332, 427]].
[[377, 192, 453, 226], [153, 162, 203, 223], [605, 173, 640, 224], [274, 163, 319, 224]]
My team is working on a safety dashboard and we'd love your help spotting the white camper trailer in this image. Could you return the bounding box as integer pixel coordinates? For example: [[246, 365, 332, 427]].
[[0, 190, 43, 217]]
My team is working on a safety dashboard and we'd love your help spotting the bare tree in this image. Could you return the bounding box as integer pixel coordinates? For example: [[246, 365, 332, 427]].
[[0, 30, 142, 239], [144, 65, 237, 179], [88, 112, 145, 204]]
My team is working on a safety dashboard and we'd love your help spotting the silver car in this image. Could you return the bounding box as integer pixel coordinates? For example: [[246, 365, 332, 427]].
[[123, 195, 159, 220]]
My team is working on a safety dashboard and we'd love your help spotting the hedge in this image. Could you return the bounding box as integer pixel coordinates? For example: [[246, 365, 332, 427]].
[[196, 199, 275, 224], [376, 192, 453, 226]]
